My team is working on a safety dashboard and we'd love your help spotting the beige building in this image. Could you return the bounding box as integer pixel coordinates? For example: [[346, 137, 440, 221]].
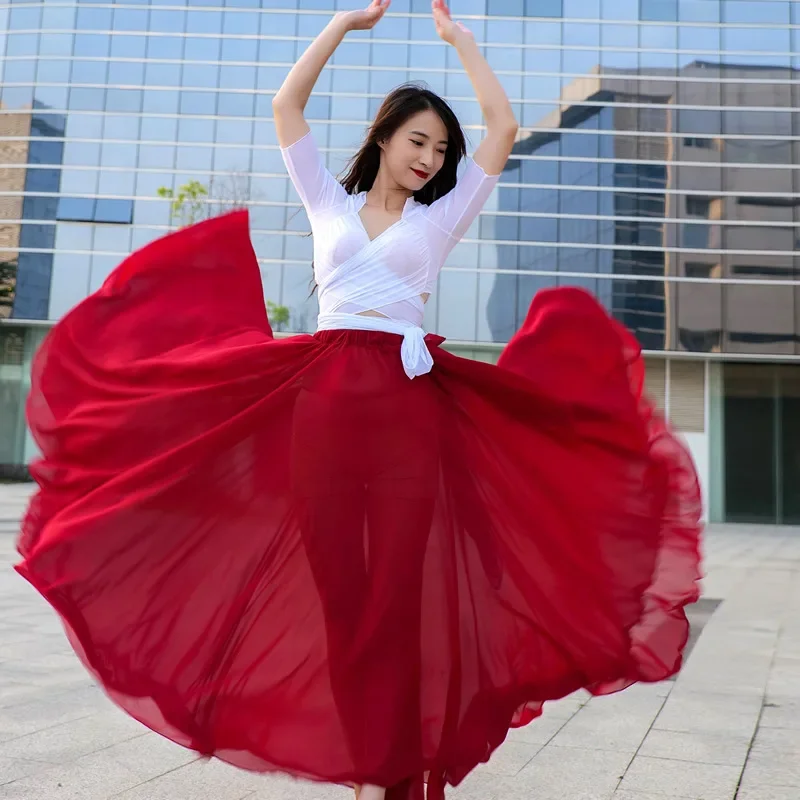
[[485, 62, 800, 524], [0, 106, 30, 320]]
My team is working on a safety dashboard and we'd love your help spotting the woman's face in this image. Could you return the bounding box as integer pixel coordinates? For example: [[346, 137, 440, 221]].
[[378, 109, 449, 193]]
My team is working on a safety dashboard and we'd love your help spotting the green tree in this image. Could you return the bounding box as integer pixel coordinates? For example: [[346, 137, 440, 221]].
[[266, 300, 290, 332], [157, 180, 209, 228], [0, 259, 17, 319], [156, 179, 291, 333]]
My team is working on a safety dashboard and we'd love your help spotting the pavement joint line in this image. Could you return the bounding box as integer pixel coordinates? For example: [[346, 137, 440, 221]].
[[731, 593, 791, 800], [105, 756, 204, 799]]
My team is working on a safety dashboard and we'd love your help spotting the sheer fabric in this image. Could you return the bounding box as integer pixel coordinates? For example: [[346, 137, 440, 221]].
[[281, 131, 498, 324], [16, 212, 703, 800]]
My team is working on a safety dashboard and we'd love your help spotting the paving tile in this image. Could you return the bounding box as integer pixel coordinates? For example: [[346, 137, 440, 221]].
[[637, 729, 751, 767], [0, 755, 47, 786], [109, 758, 272, 800], [513, 745, 632, 797], [550, 699, 664, 754], [617, 756, 741, 800], [505, 712, 567, 745], [0, 709, 146, 764], [2, 489, 800, 800], [736, 788, 800, 800], [612, 792, 696, 800]]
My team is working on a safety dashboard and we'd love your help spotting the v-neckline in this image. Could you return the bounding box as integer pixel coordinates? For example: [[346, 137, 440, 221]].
[[356, 194, 413, 244]]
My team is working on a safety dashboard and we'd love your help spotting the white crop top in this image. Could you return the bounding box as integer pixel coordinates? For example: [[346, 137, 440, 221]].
[[280, 131, 499, 327]]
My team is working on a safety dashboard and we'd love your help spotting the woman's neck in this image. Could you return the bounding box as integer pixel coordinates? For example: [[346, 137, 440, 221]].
[[365, 168, 412, 214]]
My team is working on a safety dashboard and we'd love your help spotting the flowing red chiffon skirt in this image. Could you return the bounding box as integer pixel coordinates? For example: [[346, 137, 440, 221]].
[[16, 210, 702, 800]]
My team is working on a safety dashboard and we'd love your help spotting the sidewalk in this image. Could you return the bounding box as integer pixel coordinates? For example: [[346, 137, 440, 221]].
[[2, 482, 799, 800]]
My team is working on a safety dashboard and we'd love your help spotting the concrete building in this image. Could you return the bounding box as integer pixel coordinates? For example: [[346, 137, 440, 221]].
[[0, 0, 798, 522]]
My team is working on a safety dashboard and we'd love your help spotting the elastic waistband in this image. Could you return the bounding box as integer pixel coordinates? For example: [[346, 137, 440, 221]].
[[316, 313, 434, 380]]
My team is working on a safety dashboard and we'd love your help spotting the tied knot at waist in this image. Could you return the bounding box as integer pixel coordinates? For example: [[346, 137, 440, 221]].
[[316, 312, 438, 379]]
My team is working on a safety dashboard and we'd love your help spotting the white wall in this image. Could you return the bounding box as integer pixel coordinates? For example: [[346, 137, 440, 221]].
[[682, 432, 709, 523]]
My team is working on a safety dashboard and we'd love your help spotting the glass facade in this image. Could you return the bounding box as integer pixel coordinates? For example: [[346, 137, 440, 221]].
[[721, 362, 800, 524], [1, 0, 800, 517], [1, 0, 799, 352]]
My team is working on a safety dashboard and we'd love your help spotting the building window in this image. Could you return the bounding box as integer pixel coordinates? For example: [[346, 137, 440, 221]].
[[640, 0, 678, 21], [525, 0, 563, 16], [732, 264, 794, 277], [682, 224, 710, 250], [684, 261, 716, 279], [683, 137, 717, 150], [686, 196, 712, 217], [56, 198, 133, 224]]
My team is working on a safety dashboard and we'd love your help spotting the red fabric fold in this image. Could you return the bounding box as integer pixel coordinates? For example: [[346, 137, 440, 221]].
[[16, 210, 703, 798]]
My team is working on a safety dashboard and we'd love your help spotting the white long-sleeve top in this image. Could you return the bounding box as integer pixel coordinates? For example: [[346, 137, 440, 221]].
[[280, 130, 499, 327]]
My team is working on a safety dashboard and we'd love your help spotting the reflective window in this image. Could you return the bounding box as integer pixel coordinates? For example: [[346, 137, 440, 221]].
[[93, 225, 132, 253], [679, 0, 720, 21], [223, 11, 259, 35], [8, 4, 39, 31], [641, 0, 678, 20], [55, 198, 93, 223], [186, 10, 223, 34], [98, 169, 136, 197], [723, 1, 790, 24], [179, 91, 218, 116], [68, 88, 107, 112], [76, 6, 112, 30], [2, 2, 800, 352], [522, 22, 557, 49], [113, 7, 149, 31], [71, 59, 104, 84], [221, 36, 258, 61], [111, 34, 148, 59], [149, 9, 187, 34], [101, 143, 139, 169], [218, 91, 256, 117], [142, 90, 181, 114], [564, 0, 599, 17], [106, 89, 143, 114], [216, 119, 254, 146], [138, 144, 176, 169], [147, 35, 185, 59], [488, 0, 523, 14], [184, 36, 221, 62], [108, 61, 145, 86], [182, 64, 220, 89], [6, 34, 39, 57], [601, 0, 638, 19], [371, 43, 409, 68], [38, 34, 72, 57], [602, 23, 638, 48], [66, 113, 104, 139], [4, 60, 37, 83], [145, 62, 182, 88], [177, 117, 216, 143]]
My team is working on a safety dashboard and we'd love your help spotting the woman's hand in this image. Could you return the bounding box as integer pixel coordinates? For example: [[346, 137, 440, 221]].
[[338, 0, 391, 32], [432, 0, 474, 46]]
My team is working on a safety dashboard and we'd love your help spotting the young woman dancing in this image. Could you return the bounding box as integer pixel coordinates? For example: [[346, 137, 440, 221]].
[[16, 2, 702, 799]]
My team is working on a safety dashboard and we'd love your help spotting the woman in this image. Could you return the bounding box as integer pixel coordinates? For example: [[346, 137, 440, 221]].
[[15, 2, 702, 800]]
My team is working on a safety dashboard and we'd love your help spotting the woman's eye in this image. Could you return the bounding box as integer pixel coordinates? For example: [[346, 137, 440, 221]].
[[411, 140, 423, 146], [437, 149, 446, 155]]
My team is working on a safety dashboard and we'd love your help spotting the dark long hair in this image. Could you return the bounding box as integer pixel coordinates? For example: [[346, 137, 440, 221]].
[[341, 83, 467, 205]]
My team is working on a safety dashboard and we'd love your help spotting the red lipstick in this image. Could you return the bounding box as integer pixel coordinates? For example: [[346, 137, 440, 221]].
[[412, 169, 430, 180]]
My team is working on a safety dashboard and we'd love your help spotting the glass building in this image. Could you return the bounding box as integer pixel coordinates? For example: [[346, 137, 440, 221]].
[[1, 0, 799, 523]]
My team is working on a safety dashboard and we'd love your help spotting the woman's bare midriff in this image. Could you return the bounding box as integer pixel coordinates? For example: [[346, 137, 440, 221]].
[[355, 294, 430, 319]]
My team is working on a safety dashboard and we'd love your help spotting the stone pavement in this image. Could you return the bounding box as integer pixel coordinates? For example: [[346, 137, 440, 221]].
[[1, 482, 799, 800]]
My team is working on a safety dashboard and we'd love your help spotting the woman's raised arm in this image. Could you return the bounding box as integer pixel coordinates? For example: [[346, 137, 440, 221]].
[[272, 1, 391, 149], [432, 0, 518, 176]]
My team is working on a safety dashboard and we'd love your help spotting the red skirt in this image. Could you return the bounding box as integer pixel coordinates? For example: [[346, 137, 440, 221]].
[[16, 210, 702, 800]]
